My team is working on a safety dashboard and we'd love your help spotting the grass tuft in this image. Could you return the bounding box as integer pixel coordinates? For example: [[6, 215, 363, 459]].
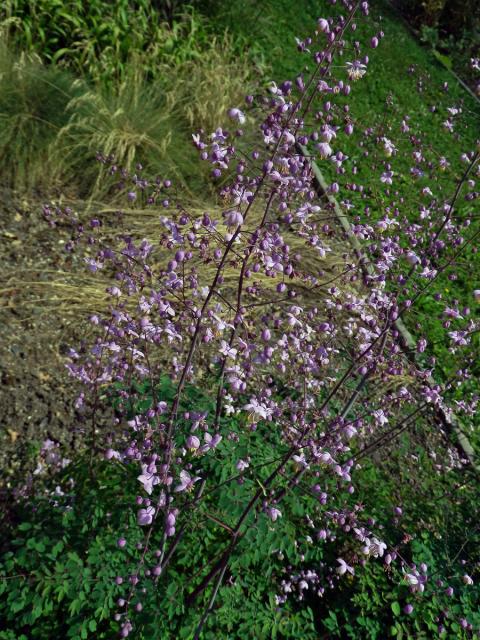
[[0, 43, 79, 194]]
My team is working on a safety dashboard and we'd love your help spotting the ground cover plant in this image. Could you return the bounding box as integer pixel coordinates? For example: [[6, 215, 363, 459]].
[[1, 1, 480, 639]]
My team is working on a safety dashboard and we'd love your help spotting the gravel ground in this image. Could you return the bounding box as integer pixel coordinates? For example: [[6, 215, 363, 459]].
[[0, 191, 87, 491]]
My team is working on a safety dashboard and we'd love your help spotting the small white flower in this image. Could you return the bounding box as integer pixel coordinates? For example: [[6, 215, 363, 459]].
[[243, 397, 273, 421], [337, 558, 355, 576], [219, 340, 237, 360], [346, 61, 367, 81]]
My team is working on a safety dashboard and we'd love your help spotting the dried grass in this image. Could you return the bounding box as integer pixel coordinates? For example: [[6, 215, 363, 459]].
[[1, 198, 355, 322]]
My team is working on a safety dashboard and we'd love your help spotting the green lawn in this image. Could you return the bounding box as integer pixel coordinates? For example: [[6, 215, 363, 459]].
[[202, 0, 480, 438]]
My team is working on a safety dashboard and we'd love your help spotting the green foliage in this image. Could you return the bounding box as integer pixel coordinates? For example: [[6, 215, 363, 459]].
[[1, 1, 208, 84], [54, 66, 200, 200], [0, 43, 80, 193], [315, 457, 480, 638], [1, 0, 480, 636], [0, 381, 323, 639], [320, 551, 480, 639], [0, 377, 308, 636], [2, 378, 479, 638], [0, 459, 138, 638]]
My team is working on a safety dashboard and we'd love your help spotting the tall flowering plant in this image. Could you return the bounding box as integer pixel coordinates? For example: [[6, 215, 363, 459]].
[[42, 1, 480, 636]]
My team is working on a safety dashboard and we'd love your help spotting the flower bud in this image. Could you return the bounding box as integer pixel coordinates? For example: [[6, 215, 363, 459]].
[[318, 18, 329, 32]]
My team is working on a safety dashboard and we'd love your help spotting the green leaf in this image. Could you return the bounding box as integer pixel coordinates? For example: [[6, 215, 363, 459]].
[[432, 50, 452, 70], [391, 602, 401, 616]]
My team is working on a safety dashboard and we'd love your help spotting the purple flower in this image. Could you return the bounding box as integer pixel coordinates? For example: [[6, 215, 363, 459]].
[[225, 210, 244, 228], [417, 338, 427, 353], [267, 507, 282, 522], [330, 182, 340, 193], [316, 142, 333, 159], [200, 432, 222, 453], [449, 331, 469, 347], [137, 506, 155, 526], [317, 18, 329, 33], [363, 537, 387, 558], [243, 397, 273, 421], [105, 448, 120, 460], [346, 60, 367, 81], [373, 409, 388, 426], [219, 340, 238, 359], [228, 108, 246, 125], [236, 459, 249, 472], [404, 572, 425, 593], [406, 251, 419, 266], [174, 470, 201, 493], [137, 464, 160, 495], [107, 286, 122, 297], [186, 435, 201, 450], [380, 170, 394, 185], [321, 125, 336, 142]]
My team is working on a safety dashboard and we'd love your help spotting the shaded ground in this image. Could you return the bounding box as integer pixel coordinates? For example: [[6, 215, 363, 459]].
[[0, 191, 85, 486]]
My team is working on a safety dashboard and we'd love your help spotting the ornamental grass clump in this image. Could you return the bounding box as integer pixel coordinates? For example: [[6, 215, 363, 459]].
[[0, 41, 79, 193], [17, 0, 480, 636]]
